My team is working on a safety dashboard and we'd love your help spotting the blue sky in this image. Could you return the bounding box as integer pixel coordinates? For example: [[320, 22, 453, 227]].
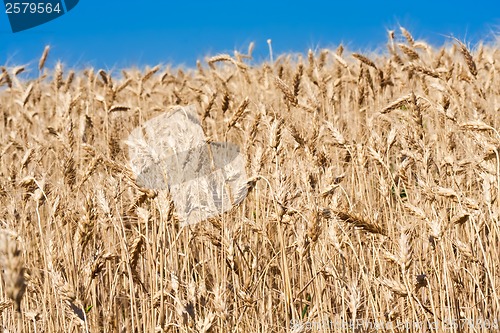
[[1, 0, 500, 71]]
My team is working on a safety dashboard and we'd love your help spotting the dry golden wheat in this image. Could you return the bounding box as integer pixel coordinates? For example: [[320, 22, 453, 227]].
[[1, 30, 500, 332]]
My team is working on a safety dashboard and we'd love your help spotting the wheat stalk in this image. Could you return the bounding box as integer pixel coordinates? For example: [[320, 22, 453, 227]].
[[38, 45, 50, 71]]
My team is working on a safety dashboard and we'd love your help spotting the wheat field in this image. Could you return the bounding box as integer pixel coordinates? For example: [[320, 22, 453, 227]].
[[1, 29, 500, 332]]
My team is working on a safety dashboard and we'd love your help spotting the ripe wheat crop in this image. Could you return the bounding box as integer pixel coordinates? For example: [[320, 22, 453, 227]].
[[1, 29, 500, 332]]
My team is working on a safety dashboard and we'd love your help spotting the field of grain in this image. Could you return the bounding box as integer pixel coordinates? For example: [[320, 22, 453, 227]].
[[1, 29, 500, 332]]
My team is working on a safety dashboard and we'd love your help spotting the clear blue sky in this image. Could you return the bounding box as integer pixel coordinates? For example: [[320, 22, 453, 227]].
[[1, 0, 500, 71]]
